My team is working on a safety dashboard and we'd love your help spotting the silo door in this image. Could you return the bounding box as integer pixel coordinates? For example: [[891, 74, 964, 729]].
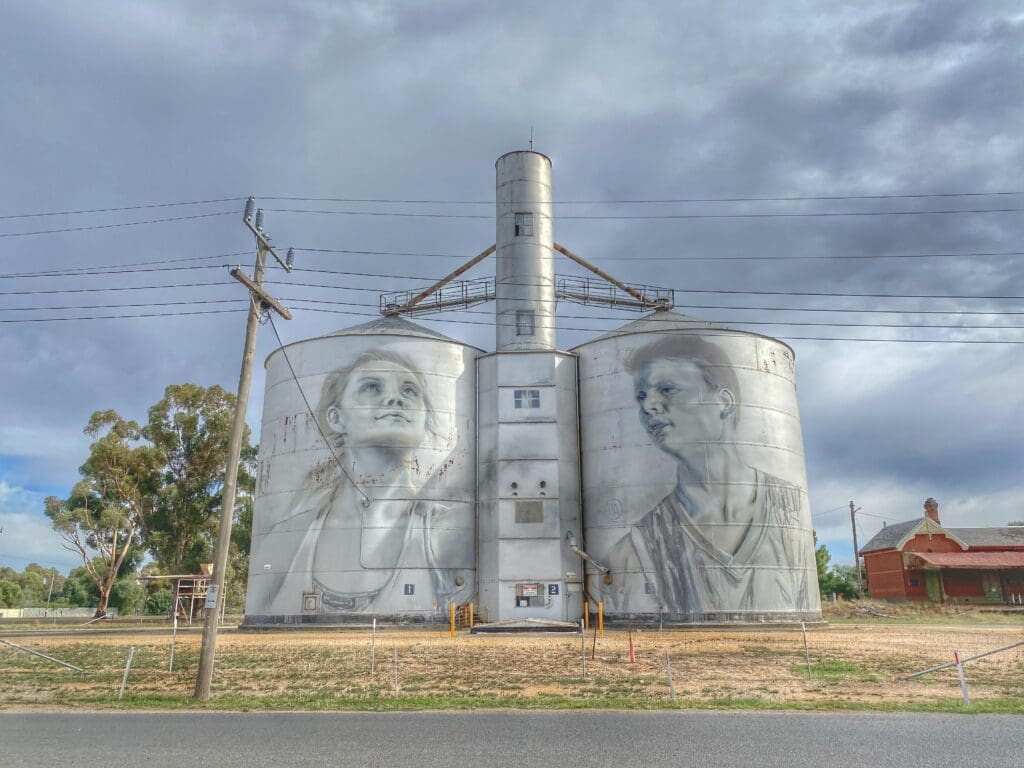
[[924, 571, 941, 602]]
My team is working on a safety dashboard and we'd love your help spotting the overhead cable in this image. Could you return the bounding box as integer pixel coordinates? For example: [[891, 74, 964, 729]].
[[260, 190, 1024, 204], [5, 303, 1023, 343], [263, 206, 1024, 221], [0, 210, 237, 238], [0, 197, 246, 221]]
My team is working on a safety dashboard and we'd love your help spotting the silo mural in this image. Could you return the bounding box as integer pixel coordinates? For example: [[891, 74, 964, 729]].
[[574, 311, 821, 622], [243, 151, 821, 627], [244, 316, 480, 623]]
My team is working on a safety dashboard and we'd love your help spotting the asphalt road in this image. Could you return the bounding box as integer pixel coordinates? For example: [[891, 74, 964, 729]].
[[1, 711, 1021, 767]]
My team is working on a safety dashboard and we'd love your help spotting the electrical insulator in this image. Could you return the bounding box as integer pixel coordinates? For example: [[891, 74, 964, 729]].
[[254, 209, 264, 232], [286, 248, 295, 270], [243, 197, 255, 221]]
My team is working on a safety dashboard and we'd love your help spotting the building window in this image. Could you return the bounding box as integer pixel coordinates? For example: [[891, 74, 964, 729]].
[[515, 500, 543, 524], [514, 389, 541, 409], [515, 310, 535, 336], [514, 212, 534, 237]]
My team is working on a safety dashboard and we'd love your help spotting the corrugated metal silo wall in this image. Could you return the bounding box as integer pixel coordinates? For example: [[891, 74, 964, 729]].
[[244, 333, 478, 624], [576, 328, 821, 623]]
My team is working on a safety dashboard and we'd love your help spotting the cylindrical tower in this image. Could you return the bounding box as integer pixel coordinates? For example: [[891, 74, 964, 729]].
[[573, 311, 821, 624], [244, 315, 481, 625], [495, 151, 555, 351]]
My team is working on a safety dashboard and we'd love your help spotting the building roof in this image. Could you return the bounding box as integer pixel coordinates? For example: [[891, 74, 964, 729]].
[[946, 527, 1024, 548], [907, 551, 1024, 569], [860, 518, 1024, 555], [859, 519, 924, 554]]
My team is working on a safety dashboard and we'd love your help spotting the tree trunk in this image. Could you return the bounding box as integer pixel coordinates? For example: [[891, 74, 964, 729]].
[[95, 572, 116, 619]]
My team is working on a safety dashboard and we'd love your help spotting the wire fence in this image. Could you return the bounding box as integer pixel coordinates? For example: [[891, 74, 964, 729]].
[[1, 616, 1022, 708]]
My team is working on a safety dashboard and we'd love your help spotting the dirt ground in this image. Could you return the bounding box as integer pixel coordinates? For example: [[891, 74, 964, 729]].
[[2, 617, 1022, 710]]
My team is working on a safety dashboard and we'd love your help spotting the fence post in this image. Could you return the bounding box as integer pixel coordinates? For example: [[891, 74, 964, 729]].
[[579, 619, 587, 678], [169, 611, 179, 673], [118, 647, 135, 701], [954, 649, 970, 705], [801, 621, 812, 680], [597, 601, 604, 637], [664, 650, 676, 702], [392, 645, 399, 695], [371, 618, 377, 675]]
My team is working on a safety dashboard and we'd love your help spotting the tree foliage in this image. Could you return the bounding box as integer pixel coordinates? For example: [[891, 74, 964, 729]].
[[0, 563, 64, 608], [142, 383, 256, 579], [43, 384, 256, 614], [44, 411, 159, 616], [815, 534, 862, 600]]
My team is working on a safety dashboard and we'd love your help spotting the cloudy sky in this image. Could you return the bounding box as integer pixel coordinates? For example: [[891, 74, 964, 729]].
[[1, 0, 1021, 574]]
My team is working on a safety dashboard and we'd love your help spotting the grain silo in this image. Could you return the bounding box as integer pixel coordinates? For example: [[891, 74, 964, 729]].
[[243, 150, 821, 627], [572, 311, 821, 623], [244, 315, 480, 623]]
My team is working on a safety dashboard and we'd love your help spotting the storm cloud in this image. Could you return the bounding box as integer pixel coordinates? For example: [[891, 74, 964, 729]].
[[1, 1, 1021, 571]]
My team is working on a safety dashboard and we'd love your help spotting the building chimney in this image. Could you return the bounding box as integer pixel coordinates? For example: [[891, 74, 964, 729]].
[[923, 498, 940, 523]]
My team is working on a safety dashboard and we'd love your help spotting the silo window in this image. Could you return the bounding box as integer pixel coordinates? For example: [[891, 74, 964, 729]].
[[515, 310, 535, 336], [514, 389, 541, 409], [514, 212, 534, 237], [515, 501, 543, 524]]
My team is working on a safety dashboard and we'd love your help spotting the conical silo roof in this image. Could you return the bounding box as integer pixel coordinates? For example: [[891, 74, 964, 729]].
[[570, 309, 794, 356], [324, 314, 468, 344], [264, 314, 483, 369]]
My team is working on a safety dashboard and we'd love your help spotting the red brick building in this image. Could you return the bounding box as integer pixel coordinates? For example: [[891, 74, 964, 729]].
[[859, 499, 1024, 604]]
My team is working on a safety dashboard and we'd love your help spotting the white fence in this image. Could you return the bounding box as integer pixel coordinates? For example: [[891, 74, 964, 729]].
[[0, 607, 118, 619]]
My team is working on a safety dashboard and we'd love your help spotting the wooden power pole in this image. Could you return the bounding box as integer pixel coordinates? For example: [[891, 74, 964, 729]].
[[194, 199, 293, 701], [850, 500, 863, 591]]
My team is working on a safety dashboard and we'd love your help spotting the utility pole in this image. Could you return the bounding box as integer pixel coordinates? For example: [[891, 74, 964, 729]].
[[194, 198, 294, 701], [850, 500, 863, 591]]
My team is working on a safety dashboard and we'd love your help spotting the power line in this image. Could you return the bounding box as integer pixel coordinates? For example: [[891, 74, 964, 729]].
[[2, 246, 1015, 282], [0, 197, 246, 221], [812, 505, 850, 519], [0, 308, 246, 324], [0, 264, 228, 280], [290, 245, 1024, 262], [5, 248, 1022, 282], [264, 206, 1024, 221], [0, 299, 246, 312], [261, 191, 1024, 205], [2, 271, 1021, 304], [3, 191, 1018, 222], [0, 280, 233, 296], [279, 297, 1024, 331], [4, 301, 1023, 342], [291, 305, 1024, 344], [273, 278, 1024, 302], [858, 510, 903, 522], [0, 210, 236, 239], [4, 294, 1021, 333]]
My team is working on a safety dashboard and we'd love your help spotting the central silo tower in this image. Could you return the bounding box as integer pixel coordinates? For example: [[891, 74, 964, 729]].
[[494, 151, 556, 351], [476, 150, 584, 623]]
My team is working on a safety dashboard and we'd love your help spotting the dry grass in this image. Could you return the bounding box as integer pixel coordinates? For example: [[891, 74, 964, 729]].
[[2, 618, 1023, 712]]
